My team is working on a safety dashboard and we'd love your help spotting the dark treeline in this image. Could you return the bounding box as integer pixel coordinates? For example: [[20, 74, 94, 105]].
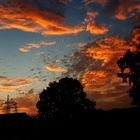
[[0, 44, 140, 139], [0, 108, 140, 139]]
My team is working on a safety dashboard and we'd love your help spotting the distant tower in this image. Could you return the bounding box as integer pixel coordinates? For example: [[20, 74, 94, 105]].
[[5, 95, 10, 114], [4, 95, 18, 114]]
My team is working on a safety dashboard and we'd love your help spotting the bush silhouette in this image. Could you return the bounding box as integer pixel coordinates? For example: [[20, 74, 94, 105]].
[[117, 44, 140, 106], [36, 77, 96, 120]]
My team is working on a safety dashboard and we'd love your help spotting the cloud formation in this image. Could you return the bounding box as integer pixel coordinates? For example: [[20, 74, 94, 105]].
[[114, 0, 140, 20], [83, 0, 140, 21], [19, 41, 56, 53], [0, 0, 84, 35], [86, 21, 109, 35], [131, 25, 140, 45], [15, 94, 38, 115], [45, 65, 67, 72], [63, 27, 139, 109], [0, 76, 37, 92], [84, 9, 109, 35], [80, 36, 135, 94]]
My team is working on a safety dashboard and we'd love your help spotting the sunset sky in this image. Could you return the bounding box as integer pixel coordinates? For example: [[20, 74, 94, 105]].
[[0, 0, 140, 115]]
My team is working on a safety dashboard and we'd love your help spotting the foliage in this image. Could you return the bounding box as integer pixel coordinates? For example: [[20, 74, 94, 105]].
[[36, 77, 96, 119], [117, 44, 140, 106]]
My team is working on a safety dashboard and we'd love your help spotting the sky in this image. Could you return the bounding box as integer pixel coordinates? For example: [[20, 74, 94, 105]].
[[0, 0, 140, 115]]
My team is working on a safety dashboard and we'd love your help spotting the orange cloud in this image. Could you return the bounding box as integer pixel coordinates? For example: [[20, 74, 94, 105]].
[[86, 21, 109, 35], [84, 37, 135, 64], [131, 26, 140, 45], [114, 1, 140, 20], [84, 8, 108, 35], [42, 25, 85, 35], [45, 65, 67, 72], [19, 41, 56, 53], [0, 1, 84, 35], [80, 36, 135, 94], [15, 94, 38, 115], [81, 71, 110, 93], [0, 76, 37, 92], [0, 83, 30, 91], [83, 0, 140, 22], [62, 27, 138, 109], [0, 76, 9, 83]]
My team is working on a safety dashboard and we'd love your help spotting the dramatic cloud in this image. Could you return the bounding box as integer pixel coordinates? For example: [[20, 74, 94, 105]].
[[63, 27, 138, 109], [0, 0, 139, 114], [83, 0, 140, 21], [0, 76, 37, 92], [84, 9, 108, 35], [86, 21, 109, 35], [80, 36, 135, 93], [95, 0, 140, 21], [45, 65, 67, 72], [114, 0, 140, 20], [0, 0, 84, 35], [42, 25, 84, 35], [131, 25, 140, 45], [19, 41, 56, 53]]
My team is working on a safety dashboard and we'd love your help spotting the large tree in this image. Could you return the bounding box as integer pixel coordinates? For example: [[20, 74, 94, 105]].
[[117, 44, 140, 106], [36, 77, 96, 119]]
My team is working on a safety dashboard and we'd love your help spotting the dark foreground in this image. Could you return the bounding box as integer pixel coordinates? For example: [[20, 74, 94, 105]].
[[0, 108, 140, 140]]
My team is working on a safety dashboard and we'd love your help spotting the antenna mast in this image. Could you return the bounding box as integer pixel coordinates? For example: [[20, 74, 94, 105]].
[[5, 95, 18, 114], [6, 95, 10, 114]]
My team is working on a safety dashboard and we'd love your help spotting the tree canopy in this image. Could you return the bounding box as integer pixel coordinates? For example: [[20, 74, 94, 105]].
[[36, 77, 96, 120], [117, 44, 140, 106]]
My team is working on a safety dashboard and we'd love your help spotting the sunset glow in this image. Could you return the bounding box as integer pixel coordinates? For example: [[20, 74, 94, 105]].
[[0, 0, 140, 114]]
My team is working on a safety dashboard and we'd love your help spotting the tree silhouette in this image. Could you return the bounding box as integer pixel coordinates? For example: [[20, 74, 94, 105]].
[[36, 77, 96, 120], [117, 44, 140, 106]]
